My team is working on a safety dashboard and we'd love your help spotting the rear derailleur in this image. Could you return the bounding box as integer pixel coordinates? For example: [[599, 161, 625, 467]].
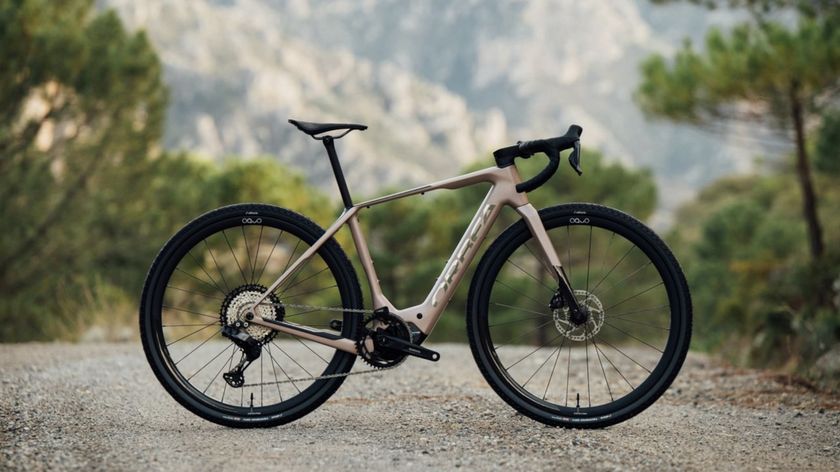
[[221, 325, 261, 388]]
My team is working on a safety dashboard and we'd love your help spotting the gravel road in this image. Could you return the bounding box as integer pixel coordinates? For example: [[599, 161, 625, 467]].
[[1, 342, 839, 471]]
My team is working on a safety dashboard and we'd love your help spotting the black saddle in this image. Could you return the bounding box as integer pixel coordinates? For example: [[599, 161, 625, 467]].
[[288, 119, 367, 139]]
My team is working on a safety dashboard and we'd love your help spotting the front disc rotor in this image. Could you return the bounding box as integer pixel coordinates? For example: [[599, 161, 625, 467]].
[[552, 289, 604, 341]]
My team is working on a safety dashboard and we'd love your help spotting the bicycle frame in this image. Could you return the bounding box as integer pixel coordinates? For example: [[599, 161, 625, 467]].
[[248, 164, 573, 354]]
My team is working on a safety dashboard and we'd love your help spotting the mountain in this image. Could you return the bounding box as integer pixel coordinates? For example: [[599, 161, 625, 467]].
[[100, 0, 777, 224]]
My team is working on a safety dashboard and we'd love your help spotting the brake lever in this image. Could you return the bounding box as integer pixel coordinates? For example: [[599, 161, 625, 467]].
[[568, 141, 582, 176]]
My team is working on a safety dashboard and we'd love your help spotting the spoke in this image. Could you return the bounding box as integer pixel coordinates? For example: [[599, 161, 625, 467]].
[[595, 261, 653, 299], [205, 345, 236, 394], [295, 338, 330, 364], [604, 281, 664, 312], [517, 245, 556, 292], [597, 231, 616, 282], [256, 230, 283, 283], [608, 304, 670, 318], [566, 225, 572, 283], [494, 320, 554, 351], [174, 328, 221, 365], [504, 333, 563, 370], [603, 321, 664, 353], [166, 285, 224, 301], [491, 302, 552, 318], [174, 268, 226, 296], [222, 229, 248, 283], [279, 239, 302, 284], [611, 317, 670, 330], [163, 323, 221, 328], [564, 339, 572, 407], [265, 343, 284, 401], [188, 343, 233, 381], [267, 342, 300, 393], [162, 305, 218, 320], [596, 337, 652, 374], [260, 354, 264, 407], [279, 266, 330, 295], [272, 342, 314, 377], [489, 314, 550, 328], [221, 347, 236, 402], [188, 251, 226, 297], [585, 225, 592, 293], [584, 323, 591, 407], [253, 225, 264, 284], [165, 321, 217, 346], [543, 337, 566, 400], [205, 240, 231, 293], [591, 333, 613, 402], [523, 337, 564, 388], [282, 284, 338, 301], [241, 225, 255, 284], [593, 341, 634, 391], [589, 243, 635, 294], [495, 280, 547, 310]]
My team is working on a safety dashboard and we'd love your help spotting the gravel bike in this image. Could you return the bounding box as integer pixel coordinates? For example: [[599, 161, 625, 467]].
[[140, 119, 692, 428]]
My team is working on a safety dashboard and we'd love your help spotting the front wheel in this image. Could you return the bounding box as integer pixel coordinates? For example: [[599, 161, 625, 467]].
[[467, 203, 691, 428]]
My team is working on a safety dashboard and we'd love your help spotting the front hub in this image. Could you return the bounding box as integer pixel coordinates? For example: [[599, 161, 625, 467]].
[[550, 289, 605, 342]]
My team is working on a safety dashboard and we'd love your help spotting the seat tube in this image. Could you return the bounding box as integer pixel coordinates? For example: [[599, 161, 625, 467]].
[[322, 136, 354, 209]]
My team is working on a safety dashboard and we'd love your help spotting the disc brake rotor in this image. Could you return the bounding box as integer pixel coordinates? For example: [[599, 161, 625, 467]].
[[552, 289, 605, 341]]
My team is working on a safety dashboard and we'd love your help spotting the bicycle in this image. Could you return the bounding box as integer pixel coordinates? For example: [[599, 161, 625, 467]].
[[140, 119, 692, 429]]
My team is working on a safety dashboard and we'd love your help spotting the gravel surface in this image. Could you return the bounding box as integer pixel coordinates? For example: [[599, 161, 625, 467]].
[[1, 342, 839, 471]]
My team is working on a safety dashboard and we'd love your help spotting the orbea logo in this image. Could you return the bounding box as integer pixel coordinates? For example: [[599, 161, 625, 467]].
[[432, 204, 496, 307], [569, 217, 589, 224], [242, 217, 262, 224]]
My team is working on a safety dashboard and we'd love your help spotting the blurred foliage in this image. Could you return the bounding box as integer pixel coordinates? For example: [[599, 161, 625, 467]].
[[643, 0, 840, 383], [0, 0, 332, 341], [650, 0, 839, 17], [641, 0, 839, 384], [667, 162, 840, 373]]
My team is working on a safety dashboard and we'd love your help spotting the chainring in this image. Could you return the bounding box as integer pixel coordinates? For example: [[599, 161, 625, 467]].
[[356, 311, 411, 369]]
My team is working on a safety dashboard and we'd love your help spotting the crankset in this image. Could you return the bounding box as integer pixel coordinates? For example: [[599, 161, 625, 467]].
[[357, 309, 439, 368]]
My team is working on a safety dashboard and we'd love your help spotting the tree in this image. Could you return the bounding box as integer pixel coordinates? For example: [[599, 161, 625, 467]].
[[636, 15, 840, 259], [0, 0, 167, 293]]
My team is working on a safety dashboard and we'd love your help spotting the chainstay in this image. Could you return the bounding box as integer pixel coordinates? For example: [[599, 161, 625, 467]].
[[258, 301, 372, 314], [241, 302, 393, 388]]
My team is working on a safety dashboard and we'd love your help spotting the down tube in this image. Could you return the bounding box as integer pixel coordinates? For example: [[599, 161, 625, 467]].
[[406, 188, 505, 333]]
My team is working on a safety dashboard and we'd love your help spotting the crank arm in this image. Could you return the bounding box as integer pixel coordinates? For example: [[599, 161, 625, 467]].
[[374, 333, 440, 362]]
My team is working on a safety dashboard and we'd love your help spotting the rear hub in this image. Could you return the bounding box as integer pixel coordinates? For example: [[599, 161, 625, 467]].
[[220, 284, 284, 344]]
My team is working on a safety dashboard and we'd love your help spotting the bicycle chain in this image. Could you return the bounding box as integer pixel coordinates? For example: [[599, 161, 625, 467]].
[[240, 302, 400, 388]]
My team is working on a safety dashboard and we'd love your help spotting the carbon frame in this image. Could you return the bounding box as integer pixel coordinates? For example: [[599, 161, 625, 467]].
[[248, 164, 571, 354]]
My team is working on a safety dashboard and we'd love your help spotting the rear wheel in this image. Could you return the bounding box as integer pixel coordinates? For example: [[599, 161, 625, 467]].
[[140, 204, 363, 427], [467, 203, 691, 428]]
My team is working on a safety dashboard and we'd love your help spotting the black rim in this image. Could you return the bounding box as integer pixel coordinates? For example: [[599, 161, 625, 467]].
[[146, 211, 356, 416], [476, 212, 683, 417]]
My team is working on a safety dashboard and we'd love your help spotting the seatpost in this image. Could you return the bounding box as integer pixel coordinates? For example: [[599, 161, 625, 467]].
[[321, 136, 354, 209]]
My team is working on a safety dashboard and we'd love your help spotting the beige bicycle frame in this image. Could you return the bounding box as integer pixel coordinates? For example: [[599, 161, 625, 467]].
[[248, 164, 568, 354]]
